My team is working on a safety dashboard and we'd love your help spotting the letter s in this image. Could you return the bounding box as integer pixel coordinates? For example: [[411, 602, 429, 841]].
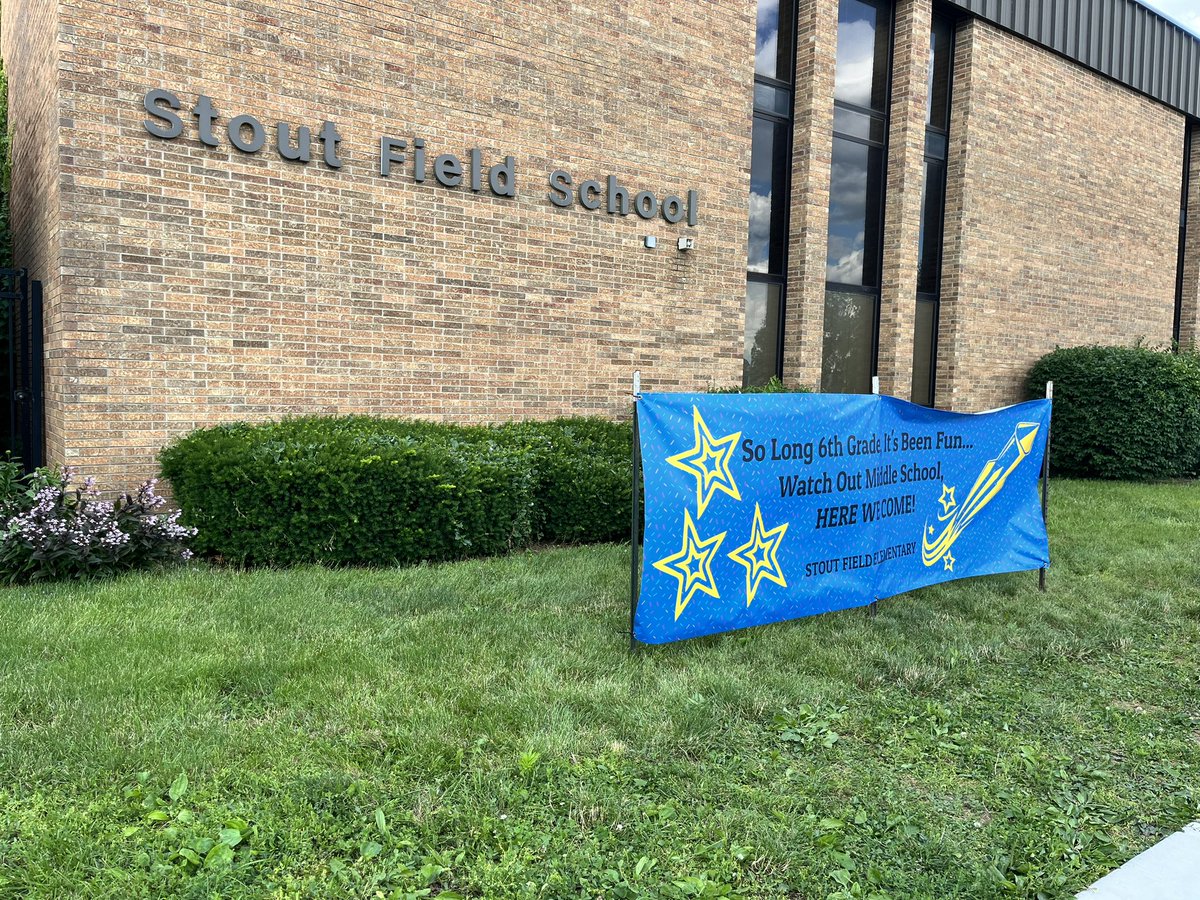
[[143, 89, 182, 139], [548, 170, 573, 207]]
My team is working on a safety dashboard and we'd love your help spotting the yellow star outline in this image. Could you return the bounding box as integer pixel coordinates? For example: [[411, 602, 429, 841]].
[[666, 406, 742, 518], [938, 484, 957, 517], [727, 503, 789, 607], [652, 508, 727, 621], [944, 552, 956, 572]]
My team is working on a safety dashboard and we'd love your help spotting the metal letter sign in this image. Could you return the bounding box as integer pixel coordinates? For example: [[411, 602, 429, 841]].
[[634, 393, 1052, 645]]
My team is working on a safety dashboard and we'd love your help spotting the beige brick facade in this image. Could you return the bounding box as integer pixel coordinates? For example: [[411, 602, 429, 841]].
[[4, 0, 758, 486], [1, 1, 1194, 482], [937, 18, 1184, 410]]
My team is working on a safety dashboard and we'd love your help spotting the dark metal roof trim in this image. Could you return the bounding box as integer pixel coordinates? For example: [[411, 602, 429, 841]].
[[944, 0, 1200, 120]]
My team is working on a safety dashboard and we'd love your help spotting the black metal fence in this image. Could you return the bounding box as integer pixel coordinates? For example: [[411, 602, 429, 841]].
[[0, 268, 45, 473]]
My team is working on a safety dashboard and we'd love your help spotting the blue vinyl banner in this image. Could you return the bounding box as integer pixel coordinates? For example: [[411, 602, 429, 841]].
[[634, 393, 1052, 645]]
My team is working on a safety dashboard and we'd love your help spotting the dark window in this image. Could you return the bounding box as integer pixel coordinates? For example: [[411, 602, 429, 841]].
[[926, 16, 952, 130], [916, 159, 945, 295], [744, 281, 783, 386], [910, 299, 936, 406], [822, 287, 876, 393], [744, 0, 798, 386], [823, 0, 891, 394], [748, 117, 790, 275], [1175, 124, 1194, 347], [826, 137, 886, 287], [911, 14, 954, 407]]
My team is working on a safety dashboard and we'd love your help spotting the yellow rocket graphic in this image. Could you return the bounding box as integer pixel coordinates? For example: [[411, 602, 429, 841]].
[[922, 422, 1041, 568]]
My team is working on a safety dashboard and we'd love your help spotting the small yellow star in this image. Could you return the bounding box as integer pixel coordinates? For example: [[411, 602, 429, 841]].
[[666, 406, 742, 518], [728, 503, 789, 606], [938, 484, 957, 515], [928, 524, 935, 536], [943, 552, 955, 572], [653, 508, 727, 621]]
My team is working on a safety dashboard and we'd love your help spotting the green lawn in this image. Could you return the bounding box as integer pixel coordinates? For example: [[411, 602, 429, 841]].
[[1, 481, 1198, 899]]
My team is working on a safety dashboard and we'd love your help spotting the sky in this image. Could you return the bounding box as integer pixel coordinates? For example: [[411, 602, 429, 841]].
[[1141, 1, 1200, 36]]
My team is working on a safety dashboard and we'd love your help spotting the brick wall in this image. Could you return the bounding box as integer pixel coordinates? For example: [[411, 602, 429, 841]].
[[5, 0, 758, 487], [937, 18, 1184, 411], [4, 1, 1195, 483]]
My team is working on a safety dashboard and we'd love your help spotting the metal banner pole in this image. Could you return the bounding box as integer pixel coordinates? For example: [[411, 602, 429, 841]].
[[869, 374, 880, 617], [1039, 380, 1053, 592], [629, 371, 642, 652]]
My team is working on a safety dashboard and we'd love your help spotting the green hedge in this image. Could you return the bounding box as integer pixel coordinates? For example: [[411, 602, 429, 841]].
[[161, 379, 812, 567], [1026, 346, 1200, 480], [496, 419, 632, 544], [712, 376, 798, 394], [159, 416, 633, 567]]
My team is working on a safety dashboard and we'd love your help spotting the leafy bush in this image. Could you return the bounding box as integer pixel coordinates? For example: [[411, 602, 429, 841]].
[[159, 416, 637, 567], [1026, 346, 1200, 480], [497, 418, 632, 543], [0, 464, 196, 583], [159, 417, 538, 567], [710, 376, 802, 394]]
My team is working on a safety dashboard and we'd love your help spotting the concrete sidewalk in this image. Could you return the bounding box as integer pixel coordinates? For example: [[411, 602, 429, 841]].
[[1077, 823, 1200, 899]]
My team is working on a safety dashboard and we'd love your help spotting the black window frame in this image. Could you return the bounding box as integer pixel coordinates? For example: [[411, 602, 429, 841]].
[[823, 0, 896, 394], [911, 12, 957, 406], [744, 3, 801, 386], [1175, 122, 1194, 348]]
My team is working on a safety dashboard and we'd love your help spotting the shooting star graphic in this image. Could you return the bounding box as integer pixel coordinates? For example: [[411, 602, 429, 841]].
[[921, 422, 1041, 568]]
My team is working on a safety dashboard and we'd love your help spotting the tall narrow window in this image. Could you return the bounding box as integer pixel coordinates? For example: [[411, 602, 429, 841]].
[[822, 0, 891, 393], [911, 14, 953, 405], [1174, 124, 1193, 347], [743, 0, 797, 386]]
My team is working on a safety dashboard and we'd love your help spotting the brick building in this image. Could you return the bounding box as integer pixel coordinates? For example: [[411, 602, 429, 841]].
[[2, 0, 1198, 484]]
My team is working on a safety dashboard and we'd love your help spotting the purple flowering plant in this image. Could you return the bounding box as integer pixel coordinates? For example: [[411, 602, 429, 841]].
[[0, 460, 196, 583]]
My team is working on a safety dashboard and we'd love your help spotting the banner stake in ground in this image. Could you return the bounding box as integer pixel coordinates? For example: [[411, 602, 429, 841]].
[[869, 374, 880, 618], [629, 370, 642, 654], [1039, 380, 1053, 593]]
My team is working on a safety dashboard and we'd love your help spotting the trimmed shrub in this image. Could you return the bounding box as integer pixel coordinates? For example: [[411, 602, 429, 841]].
[[497, 418, 632, 543], [1026, 346, 1200, 480], [160, 417, 538, 567], [159, 415, 636, 566]]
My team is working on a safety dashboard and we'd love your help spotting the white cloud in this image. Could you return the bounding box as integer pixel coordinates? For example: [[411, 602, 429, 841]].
[[755, 0, 781, 76], [747, 190, 773, 274], [755, 31, 779, 76], [827, 248, 865, 284], [835, 19, 879, 107], [1140, 1, 1200, 36]]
